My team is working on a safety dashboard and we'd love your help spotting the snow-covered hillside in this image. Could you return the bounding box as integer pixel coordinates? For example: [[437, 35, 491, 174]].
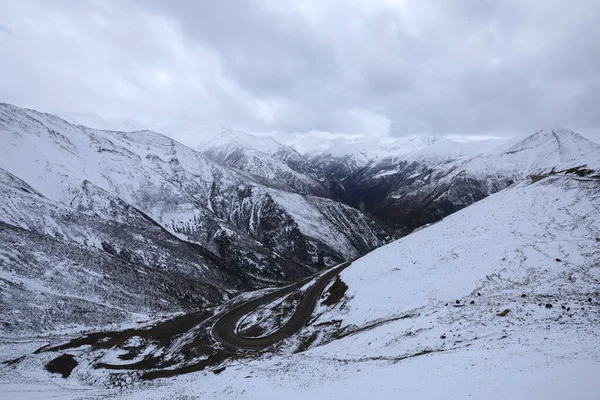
[[0, 103, 388, 271], [0, 103, 390, 334], [341, 127, 600, 230], [0, 167, 239, 335], [2, 173, 598, 399], [198, 130, 342, 197], [308, 135, 505, 178]]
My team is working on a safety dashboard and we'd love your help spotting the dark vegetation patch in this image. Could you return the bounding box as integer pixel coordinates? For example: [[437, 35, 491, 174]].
[[322, 277, 348, 306], [140, 352, 233, 381], [362, 348, 443, 363], [213, 366, 226, 374], [334, 313, 417, 340], [37, 310, 214, 372], [37, 309, 212, 354], [2, 355, 25, 367], [564, 165, 595, 177], [295, 332, 319, 353], [45, 354, 78, 378], [238, 325, 265, 338]]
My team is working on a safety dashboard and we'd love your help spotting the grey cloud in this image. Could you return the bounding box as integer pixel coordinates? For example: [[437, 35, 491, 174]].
[[1, 0, 599, 141]]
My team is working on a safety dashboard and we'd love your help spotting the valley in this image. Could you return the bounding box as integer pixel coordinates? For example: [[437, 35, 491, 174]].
[[1, 103, 599, 399]]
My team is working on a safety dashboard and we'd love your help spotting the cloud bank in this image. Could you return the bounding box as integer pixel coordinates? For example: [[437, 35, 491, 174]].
[[1, 0, 599, 143]]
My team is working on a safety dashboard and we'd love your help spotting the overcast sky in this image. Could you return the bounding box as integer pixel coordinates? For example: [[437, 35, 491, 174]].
[[1, 0, 599, 144]]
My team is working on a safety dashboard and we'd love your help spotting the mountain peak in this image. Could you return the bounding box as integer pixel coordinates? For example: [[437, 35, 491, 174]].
[[200, 129, 287, 156], [505, 127, 593, 151], [489, 127, 600, 174]]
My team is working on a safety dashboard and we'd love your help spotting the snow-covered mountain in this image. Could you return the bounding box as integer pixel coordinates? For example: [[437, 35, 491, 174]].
[[0, 168, 241, 334], [198, 130, 344, 197], [307, 135, 508, 178], [0, 103, 389, 333], [341, 127, 600, 230], [308, 135, 447, 178], [4, 171, 598, 399], [2, 101, 599, 398]]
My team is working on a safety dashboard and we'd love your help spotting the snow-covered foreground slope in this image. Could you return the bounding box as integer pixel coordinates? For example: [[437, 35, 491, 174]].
[[2, 174, 598, 399], [322, 174, 600, 328]]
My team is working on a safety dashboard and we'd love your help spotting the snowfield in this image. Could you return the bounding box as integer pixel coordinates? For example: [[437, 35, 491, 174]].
[[2, 174, 598, 399], [332, 175, 600, 328]]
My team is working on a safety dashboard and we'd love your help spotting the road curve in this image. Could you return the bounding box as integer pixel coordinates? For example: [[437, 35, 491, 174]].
[[212, 261, 352, 350]]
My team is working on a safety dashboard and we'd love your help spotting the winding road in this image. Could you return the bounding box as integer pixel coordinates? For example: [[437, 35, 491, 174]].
[[212, 261, 352, 350]]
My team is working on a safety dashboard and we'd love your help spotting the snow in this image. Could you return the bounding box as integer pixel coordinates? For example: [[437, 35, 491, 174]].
[[311, 128, 600, 190], [460, 128, 600, 178], [331, 175, 600, 328], [198, 129, 286, 156], [2, 103, 600, 398], [269, 190, 356, 256], [110, 332, 599, 400], [311, 135, 507, 173], [2, 174, 599, 399], [1, 103, 382, 270]]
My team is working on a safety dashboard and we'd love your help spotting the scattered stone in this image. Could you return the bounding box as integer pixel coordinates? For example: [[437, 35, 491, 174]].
[[567, 307, 571, 311], [561, 305, 566, 310], [445, 303, 448, 306], [555, 258, 562, 262], [440, 334, 446, 339], [496, 309, 511, 317], [588, 298, 593, 302], [477, 293, 481, 296], [456, 300, 460, 304], [545, 304, 553, 309], [521, 294, 527, 298], [213, 366, 226, 375]]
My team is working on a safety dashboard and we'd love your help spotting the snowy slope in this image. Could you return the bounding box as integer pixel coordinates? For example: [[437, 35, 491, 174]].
[[0, 103, 388, 286], [199, 129, 285, 156], [0, 168, 241, 335], [309, 135, 502, 178], [341, 127, 600, 231], [59, 112, 230, 146], [2, 174, 598, 399], [198, 129, 343, 197], [465, 127, 600, 178], [324, 174, 600, 328]]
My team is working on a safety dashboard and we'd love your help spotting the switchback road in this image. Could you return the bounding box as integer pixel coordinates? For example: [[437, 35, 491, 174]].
[[212, 261, 352, 350]]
